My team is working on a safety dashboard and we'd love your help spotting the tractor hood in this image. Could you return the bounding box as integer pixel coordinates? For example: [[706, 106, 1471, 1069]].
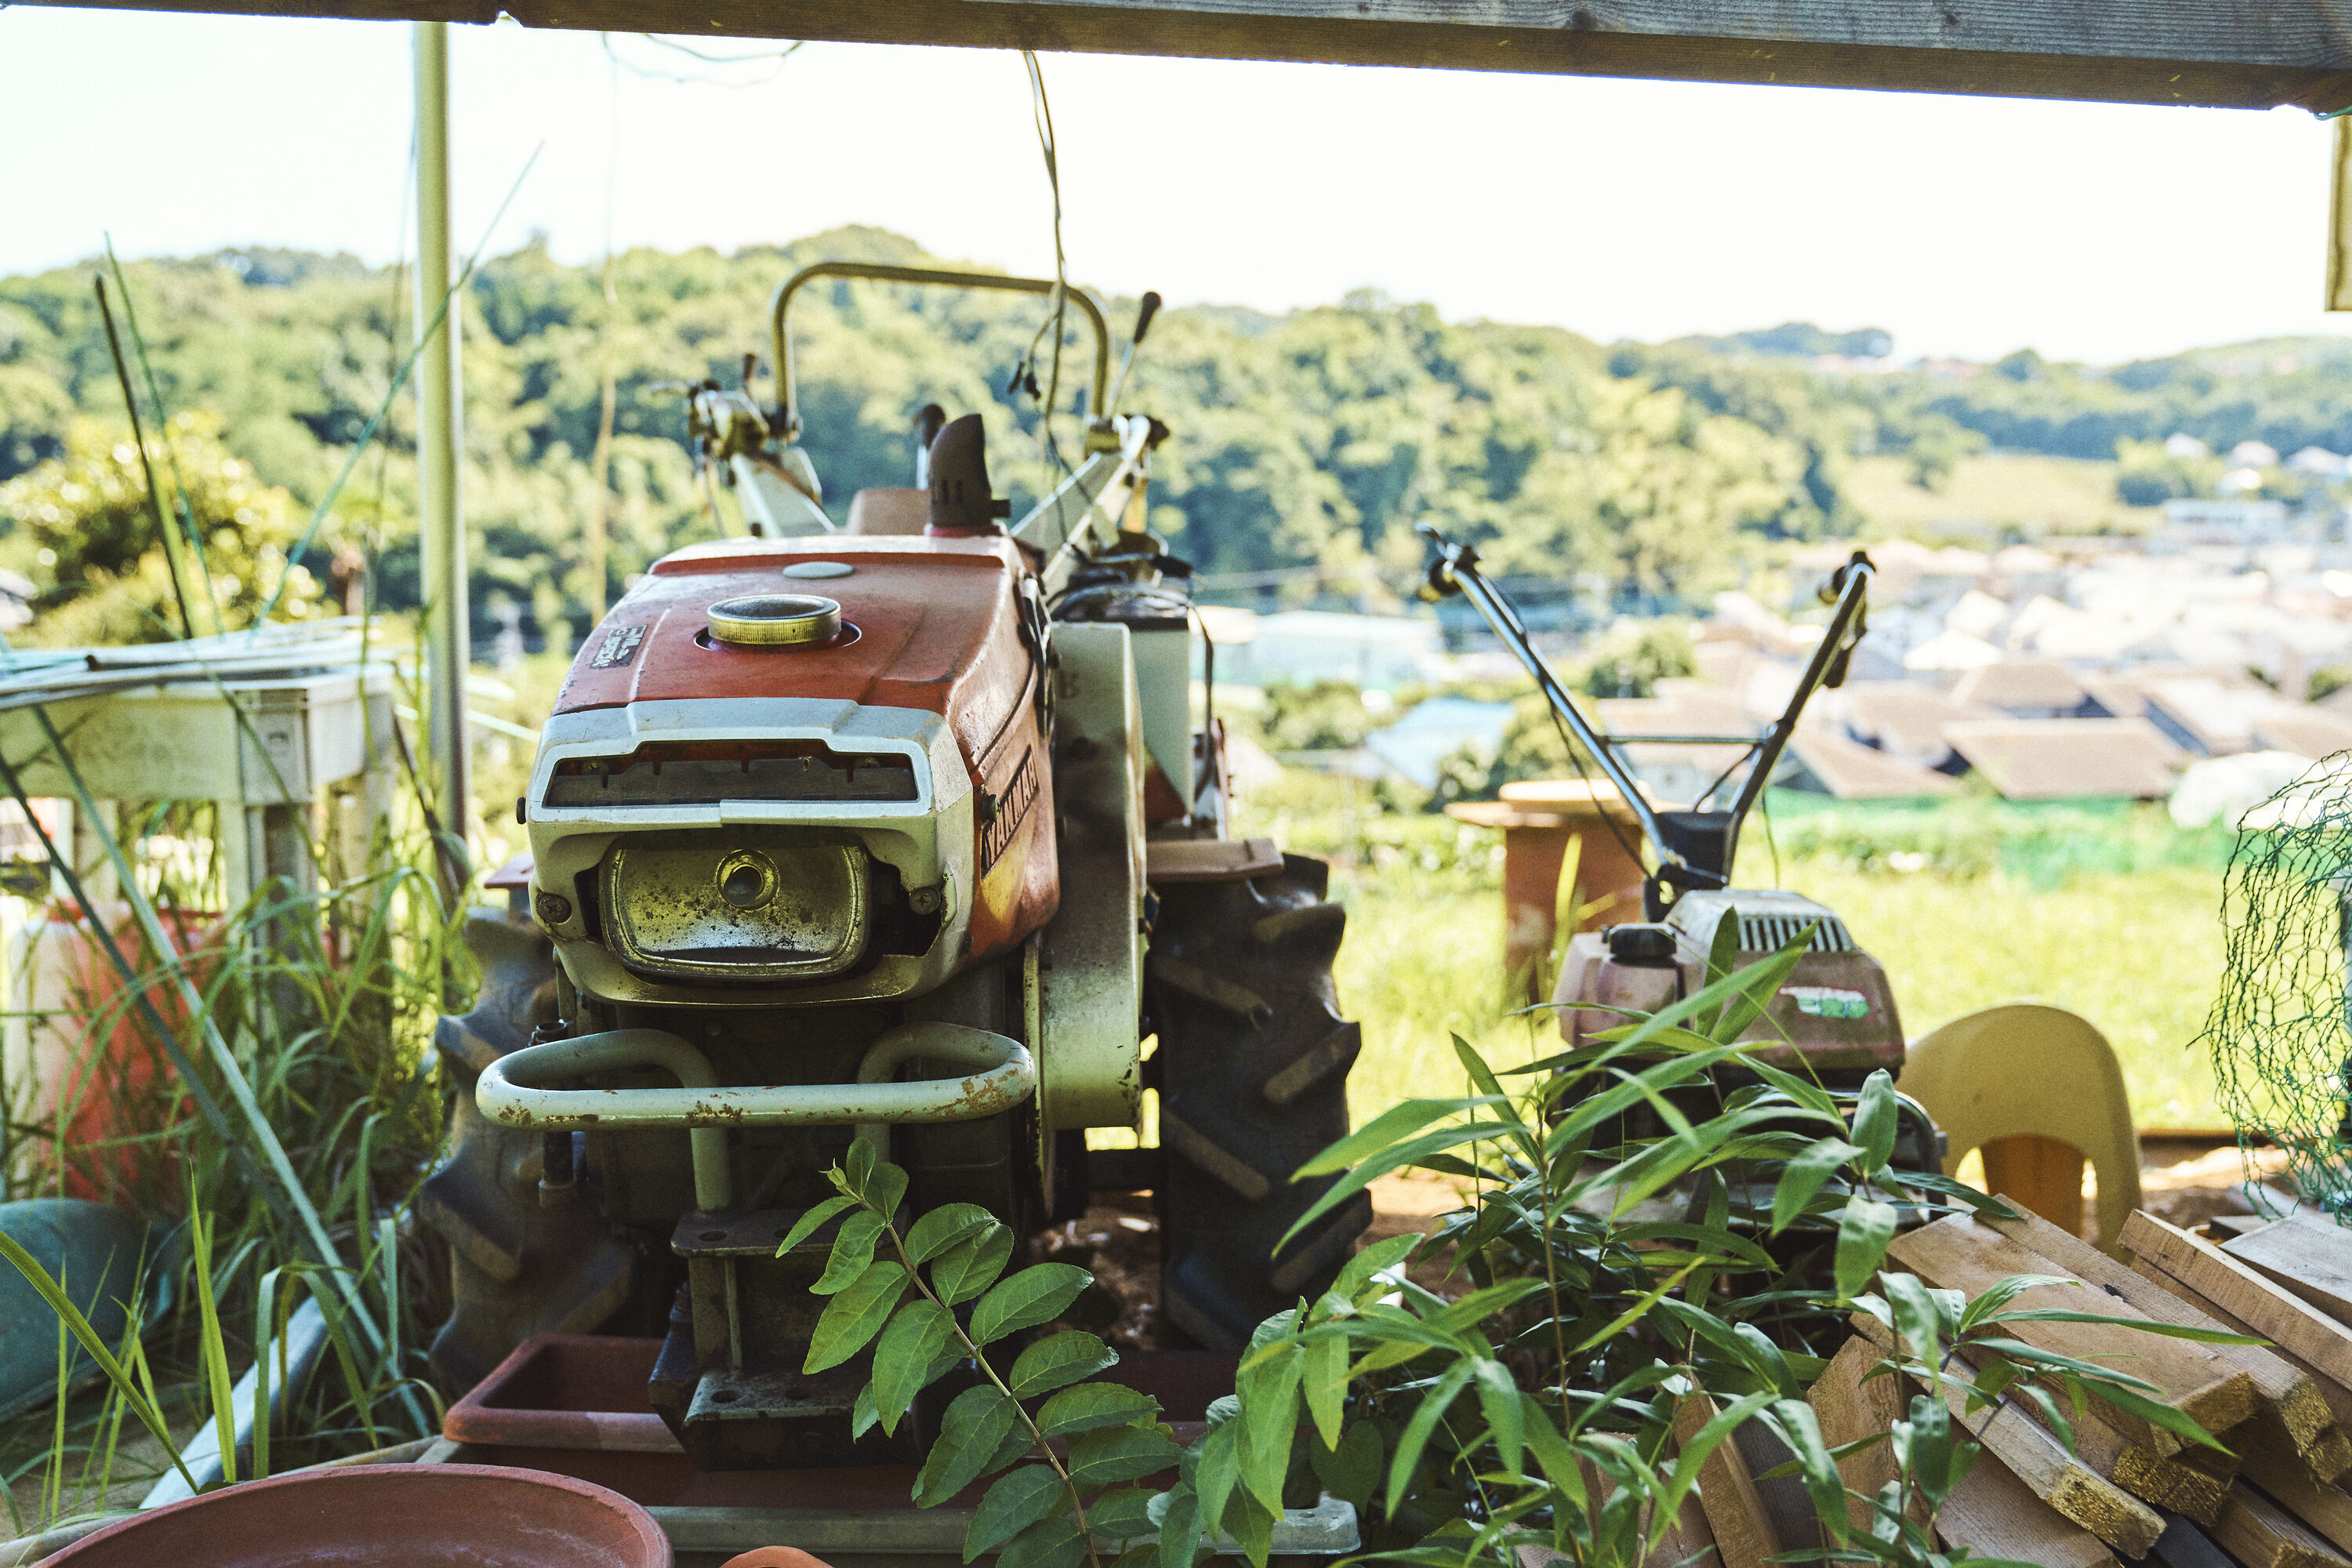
[[555, 535, 1039, 786]]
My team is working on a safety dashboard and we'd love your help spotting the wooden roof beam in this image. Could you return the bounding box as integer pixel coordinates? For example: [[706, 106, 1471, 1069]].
[[29, 0, 2352, 111]]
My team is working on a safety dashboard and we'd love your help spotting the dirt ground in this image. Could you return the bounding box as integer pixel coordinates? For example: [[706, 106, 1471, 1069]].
[[1050, 1135, 2302, 1350]]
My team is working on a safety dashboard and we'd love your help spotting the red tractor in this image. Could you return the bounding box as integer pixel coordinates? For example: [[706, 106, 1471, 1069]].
[[418, 264, 1368, 1469]]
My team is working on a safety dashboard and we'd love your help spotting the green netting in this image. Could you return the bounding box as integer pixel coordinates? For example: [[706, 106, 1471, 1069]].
[[2206, 758, 2352, 1212]]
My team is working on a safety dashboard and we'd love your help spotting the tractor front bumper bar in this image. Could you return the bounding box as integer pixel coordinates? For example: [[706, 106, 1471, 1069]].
[[475, 1023, 1037, 1210]]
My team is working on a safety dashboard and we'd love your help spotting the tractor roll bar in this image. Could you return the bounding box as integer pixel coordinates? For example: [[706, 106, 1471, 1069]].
[[476, 1023, 1036, 1213], [771, 262, 1109, 440]]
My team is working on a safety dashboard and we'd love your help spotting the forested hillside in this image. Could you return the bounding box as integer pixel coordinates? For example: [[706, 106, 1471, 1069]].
[[2, 224, 2347, 652]]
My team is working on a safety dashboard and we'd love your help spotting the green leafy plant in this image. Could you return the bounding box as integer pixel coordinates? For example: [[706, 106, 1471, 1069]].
[[782, 1139, 1175, 1568], [1135, 936, 2249, 1568]]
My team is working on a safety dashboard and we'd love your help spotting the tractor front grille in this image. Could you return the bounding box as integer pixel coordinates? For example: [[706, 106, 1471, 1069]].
[[1739, 913, 1856, 954]]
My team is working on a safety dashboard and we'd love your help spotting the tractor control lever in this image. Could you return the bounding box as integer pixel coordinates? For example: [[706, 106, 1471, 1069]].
[[1105, 289, 1163, 416]]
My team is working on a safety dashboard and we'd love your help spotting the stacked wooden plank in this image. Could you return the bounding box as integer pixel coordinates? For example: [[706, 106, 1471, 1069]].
[[1811, 1206, 2352, 1566]]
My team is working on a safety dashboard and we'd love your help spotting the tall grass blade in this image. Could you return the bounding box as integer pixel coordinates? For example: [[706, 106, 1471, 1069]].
[[0, 1230, 197, 1491], [189, 1200, 238, 1486]]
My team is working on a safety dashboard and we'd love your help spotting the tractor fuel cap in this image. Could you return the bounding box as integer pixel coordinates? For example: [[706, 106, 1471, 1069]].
[[781, 561, 854, 579], [706, 593, 842, 648]]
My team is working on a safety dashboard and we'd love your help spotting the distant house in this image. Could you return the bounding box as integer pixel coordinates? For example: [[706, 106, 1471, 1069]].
[[1203, 609, 1439, 692], [2229, 440, 2282, 470], [2161, 499, 2289, 541], [1942, 719, 2183, 800], [1780, 727, 1961, 800], [2288, 446, 2348, 479], [1950, 659, 2089, 718], [1826, 681, 1997, 771], [2252, 707, 2352, 762], [2138, 677, 2280, 757]]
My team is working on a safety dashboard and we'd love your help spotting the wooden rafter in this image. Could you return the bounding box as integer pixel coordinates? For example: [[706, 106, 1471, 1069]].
[[28, 0, 2352, 110]]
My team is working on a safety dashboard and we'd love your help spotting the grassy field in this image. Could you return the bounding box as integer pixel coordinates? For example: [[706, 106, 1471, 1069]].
[[1242, 775, 2237, 1131], [1840, 452, 2158, 539]]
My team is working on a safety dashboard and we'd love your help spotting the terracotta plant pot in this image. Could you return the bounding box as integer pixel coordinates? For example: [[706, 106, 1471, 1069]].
[[42, 1463, 668, 1568]]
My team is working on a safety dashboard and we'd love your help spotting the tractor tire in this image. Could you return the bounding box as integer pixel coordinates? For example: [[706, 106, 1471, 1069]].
[[1149, 853, 1371, 1352], [416, 911, 637, 1394]]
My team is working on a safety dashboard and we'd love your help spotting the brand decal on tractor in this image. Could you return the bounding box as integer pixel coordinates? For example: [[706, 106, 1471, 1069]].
[[590, 623, 647, 669], [1784, 985, 1871, 1020], [978, 746, 1039, 875]]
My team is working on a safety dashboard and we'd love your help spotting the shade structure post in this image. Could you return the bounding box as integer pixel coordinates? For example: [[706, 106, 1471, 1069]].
[[414, 20, 470, 887]]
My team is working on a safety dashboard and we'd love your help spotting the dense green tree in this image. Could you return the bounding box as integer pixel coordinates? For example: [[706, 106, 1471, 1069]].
[[0, 410, 325, 644]]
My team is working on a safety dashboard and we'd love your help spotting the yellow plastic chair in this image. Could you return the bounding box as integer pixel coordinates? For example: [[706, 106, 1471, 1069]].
[[1896, 1003, 2143, 1248]]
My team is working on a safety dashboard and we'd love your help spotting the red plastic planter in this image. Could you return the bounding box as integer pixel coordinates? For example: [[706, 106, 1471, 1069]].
[[444, 1334, 682, 1452], [45, 1463, 669, 1568]]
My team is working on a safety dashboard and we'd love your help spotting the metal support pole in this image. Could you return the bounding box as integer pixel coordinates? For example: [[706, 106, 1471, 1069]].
[[414, 21, 470, 880]]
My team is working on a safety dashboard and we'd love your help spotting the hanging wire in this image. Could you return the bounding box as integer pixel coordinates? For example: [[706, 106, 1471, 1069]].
[[600, 31, 800, 85], [1020, 50, 1074, 488]]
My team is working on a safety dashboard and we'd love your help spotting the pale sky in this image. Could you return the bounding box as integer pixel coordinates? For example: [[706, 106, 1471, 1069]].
[[2, 4, 2347, 365]]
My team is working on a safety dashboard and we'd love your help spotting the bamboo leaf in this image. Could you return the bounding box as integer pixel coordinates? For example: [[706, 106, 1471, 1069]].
[[1279, 1122, 1528, 1251], [1237, 1343, 1303, 1513], [1308, 1420, 1382, 1509], [1849, 1070, 1898, 1174], [1773, 1137, 1862, 1235], [1303, 1330, 1346, 1450], [1473, 1359, 1524, 1478], [1835, 1197, 1898, 1302], [1156, 1482, 1202, 1568], [1385, 1359, 1473, 1517], [1192, 1421, 1242, 1553], [1291, 1096, 1507, 1178]]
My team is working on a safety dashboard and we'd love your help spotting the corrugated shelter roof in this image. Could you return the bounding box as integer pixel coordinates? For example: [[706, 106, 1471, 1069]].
[[1951, 659, 2090, 714], [1942, 718, 2184, 800], [1783, 728, 1962, 800]]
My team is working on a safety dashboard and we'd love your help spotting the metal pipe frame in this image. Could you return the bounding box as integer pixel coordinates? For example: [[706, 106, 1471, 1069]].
[[475, 1023, 1036, 1210], [412, 21, 469, 865], [1723, 557, 1874, 837], [771, 262, 1108, 440], [1418, 524, 1675, 862]]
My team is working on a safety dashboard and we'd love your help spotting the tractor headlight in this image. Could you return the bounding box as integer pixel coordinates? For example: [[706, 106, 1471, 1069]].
[[602, 831, 871, 982]]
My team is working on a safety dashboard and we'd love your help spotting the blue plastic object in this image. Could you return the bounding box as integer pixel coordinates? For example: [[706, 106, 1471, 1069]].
[[0, 1198, 175, 1419]]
